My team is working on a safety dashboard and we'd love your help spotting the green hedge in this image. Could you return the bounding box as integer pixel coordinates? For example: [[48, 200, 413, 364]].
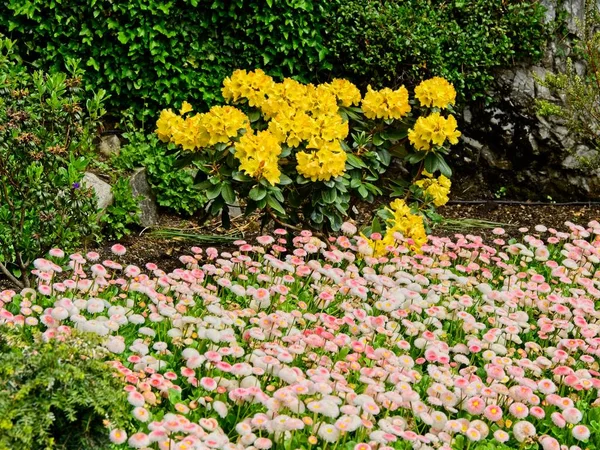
[[325, 0, 548, 101], [0, 0, 548, 120], [0, 0, 332, 119]]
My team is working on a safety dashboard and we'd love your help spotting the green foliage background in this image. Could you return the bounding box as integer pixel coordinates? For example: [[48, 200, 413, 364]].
[[0, 0, 548, 120], [0, 0, 331, 120]]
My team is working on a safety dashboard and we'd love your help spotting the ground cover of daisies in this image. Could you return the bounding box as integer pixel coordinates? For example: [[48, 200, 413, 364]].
[[1, 221, 600, 450]]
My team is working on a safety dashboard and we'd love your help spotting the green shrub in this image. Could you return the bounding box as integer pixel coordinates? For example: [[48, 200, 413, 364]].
[[157, 71, 458, 231], [0, 37, 105, 288], [325, 0, 547, 102], [0, 0, 332, 121], [114, 131, 206, 216], [0, 327, 130, 450]]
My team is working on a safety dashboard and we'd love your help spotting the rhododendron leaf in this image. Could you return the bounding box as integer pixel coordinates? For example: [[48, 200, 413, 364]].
[[405, 151, 426, 164], [206, 184, 222, 200], [327, 212, 343, 230], [266, 196, 286, 216], [321, 188, 337, 204], [371, 217, 382, 234], [271, 188, 284, 203], [436, 153, 453, 177], [232, 172, 253, 182], [247, 110, 261, 122], [278, 174, 292, 185], [221, 183, 235, 204], [310, 209, 323, 223], [376, 148, 391, 166], [209, 197, 225, 215], [249, 186, 267, 201], [424, 153, 439, 174], [346, 153, 366, 168], [381, 130, 409, 141]]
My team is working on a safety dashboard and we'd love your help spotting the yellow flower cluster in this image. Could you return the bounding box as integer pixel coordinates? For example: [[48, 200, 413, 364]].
[[386, 199, 427, 251], [155, 104, 251, 150], [296, 141, 347, 181], [365, 199, 427, 256], [222, 69, 353, 182], [156, 109, 183, 143], [222, 69, 275, 107], [408, 112, 461, 151], [414, 172, 451, 206], [322, 79, 362, 107], [361, 85, 411, 120], [414, 77, 457, 109], [234, 130, 282, 186]]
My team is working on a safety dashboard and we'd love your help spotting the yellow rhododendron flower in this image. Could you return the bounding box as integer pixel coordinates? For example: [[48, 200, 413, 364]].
[[200, 105, 251, 146], [179, 101, 193, 115], [156, 105, 250, 151], [364, 199, 427, 257], [322, 79, 362, 107], [387, 198, 427, 251], [414, 77, 456, 109], [296, 141, 347, 182], [361, 85, 411, 120], [155, 109, 183, 143], [222, 69, 275, 107], [234, 130, 282, 185], [414, 172, 452, 206], [408, 112, 461, 151]]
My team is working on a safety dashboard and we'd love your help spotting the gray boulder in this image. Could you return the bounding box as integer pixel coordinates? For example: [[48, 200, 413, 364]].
[[97, 134, 121, 157], [82, 172, 113, 210], [129, 168, 159, 228]]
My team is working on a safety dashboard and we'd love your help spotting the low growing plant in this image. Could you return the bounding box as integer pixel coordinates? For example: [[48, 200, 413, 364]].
[[0, 326, 130, 450], [113, 130, 207, 216], [156, 70, 460, 231], [102, 178, 141, 240], [0, 37, 106, 288]]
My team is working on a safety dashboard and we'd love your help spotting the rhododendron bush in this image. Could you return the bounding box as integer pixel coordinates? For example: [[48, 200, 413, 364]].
[[155, 70, 459, 230], [2, 221, 600, 449]]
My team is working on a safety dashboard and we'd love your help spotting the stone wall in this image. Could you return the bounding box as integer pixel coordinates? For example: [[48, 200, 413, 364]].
[[453, 0, 600, 200]]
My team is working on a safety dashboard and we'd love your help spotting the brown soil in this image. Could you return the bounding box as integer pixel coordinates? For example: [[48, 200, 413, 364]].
[[438, 202, 600, 240]]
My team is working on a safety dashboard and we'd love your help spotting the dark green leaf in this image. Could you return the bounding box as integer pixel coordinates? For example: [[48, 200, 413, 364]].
[[346, 153, 367, 168], [221, 183, 235, 204], [266, 195, 286, 216], [206, 184, 222, 200], [249, 186, 267, 201]]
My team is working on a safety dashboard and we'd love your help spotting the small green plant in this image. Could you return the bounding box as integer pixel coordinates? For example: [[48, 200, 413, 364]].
[[0, 327, 131, 450], [536, 0, 600, 167], [101, 178, 141, 240], [494, 186, 508, 199], [0, 37, 105, 288], [113, 130, 207, 216]]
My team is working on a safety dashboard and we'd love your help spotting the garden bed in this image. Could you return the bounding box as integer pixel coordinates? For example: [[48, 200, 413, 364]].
[[2, 216, 599, 449]]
